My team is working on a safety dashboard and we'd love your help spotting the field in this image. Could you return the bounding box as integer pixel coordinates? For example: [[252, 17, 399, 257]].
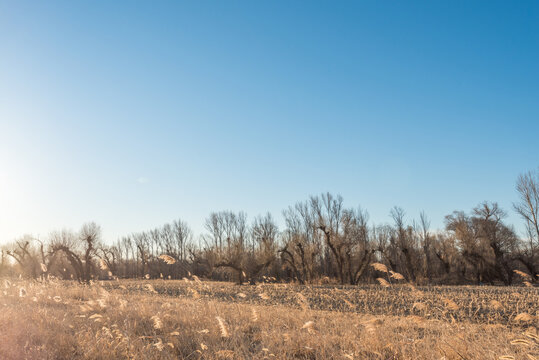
[[1, 278, 537, 360]]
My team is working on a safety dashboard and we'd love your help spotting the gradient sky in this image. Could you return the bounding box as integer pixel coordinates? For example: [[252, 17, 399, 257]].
[[1, 1, 538, 244]]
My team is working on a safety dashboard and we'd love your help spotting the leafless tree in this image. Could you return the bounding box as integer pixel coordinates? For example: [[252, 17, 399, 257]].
[[173, 219, 192, 262], [247, 213, 278, 282], [419, 211, 432, 282], [50, 223, 101, 283], [446, 203, 517, 285], [133, 232, 150, 277], [514, 169, 539, 280], [432, 232, 459, 279], [446, 210, 488, 284], [312, 193, 346, 284], [5, 235, 57, 279], [96, 243, 119, 277], [5, 236, 40, 278], [374, 224, 398, 272], [343, 208, 374, 284], [390, 207, 417, 282], [203, 211, 251, 284], [280, 200, 321, 284], [473, 202, 517, 285]]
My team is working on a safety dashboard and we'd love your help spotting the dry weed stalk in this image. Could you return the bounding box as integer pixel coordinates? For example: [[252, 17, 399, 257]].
[[514, 313, 535, 323], [443, 298, 459, 311], [302, 320, 315, 334], [151, 315, 162, 329], [514, 270, 532, 280], [215, 316, 229, 337], [99, 259, 108, 270], [389, 271, 405, 281], [251, 308, 259, 322], [371, 263, 389, 273], [158, 254, 176, 265], [296, 292, 310, 311]]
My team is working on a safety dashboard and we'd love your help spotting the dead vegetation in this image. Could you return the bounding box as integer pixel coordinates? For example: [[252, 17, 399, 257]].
[[1, 278, 537, 359]]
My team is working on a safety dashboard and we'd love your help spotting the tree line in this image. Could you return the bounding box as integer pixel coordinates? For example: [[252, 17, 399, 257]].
[[1, 168, 538, 286]]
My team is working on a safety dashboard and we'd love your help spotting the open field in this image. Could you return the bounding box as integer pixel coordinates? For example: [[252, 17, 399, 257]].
[[111, 280, 538, 326], [1, 278, 538, 360]]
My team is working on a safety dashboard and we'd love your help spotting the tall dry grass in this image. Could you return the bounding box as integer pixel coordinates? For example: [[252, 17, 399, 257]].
[[0, 278, 537, 359]]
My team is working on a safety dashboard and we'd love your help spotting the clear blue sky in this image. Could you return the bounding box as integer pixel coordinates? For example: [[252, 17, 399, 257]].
[[1, 1, 538, 243]]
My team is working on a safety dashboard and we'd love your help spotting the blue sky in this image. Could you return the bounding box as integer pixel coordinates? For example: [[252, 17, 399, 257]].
[[0, 1, 538, 243]]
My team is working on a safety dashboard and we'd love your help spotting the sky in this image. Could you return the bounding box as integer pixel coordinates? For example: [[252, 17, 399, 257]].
[[0, 1, 538, 244]]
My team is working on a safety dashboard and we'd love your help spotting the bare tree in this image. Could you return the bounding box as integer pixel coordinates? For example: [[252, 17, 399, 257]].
[[514, 169, 539, 280], [446, 210, 488, 284], [5, 236, 40, 278], [5, 235, 57, 279], [205, 212, 226, 252], [0, 248, 9, 276], [375, 224, 398, 273], [312, 193, 346, 284], [247, 213, 278, 282], [96, 243, 119, 277], [204, 211, 250, 284], [133, 232, 150, 277], [120, 236, 137, 277], [173, 219, 192, 263], [446, 203, 517, 285], [390, 207, 417, 282], [419, 211, 432, 282], [343, 208, 374, 285], [473, 202, 517, 285], [281, 201, 321, 284], [432, 232, 459, 279], [51, 223, 101, 283]]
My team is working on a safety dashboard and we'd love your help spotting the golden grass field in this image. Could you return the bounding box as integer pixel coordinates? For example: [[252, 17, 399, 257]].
[[1, 278, 537, 359]]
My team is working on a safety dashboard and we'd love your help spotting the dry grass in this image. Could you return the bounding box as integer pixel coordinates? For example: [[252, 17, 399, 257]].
[[0, 278, 537, 359]]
